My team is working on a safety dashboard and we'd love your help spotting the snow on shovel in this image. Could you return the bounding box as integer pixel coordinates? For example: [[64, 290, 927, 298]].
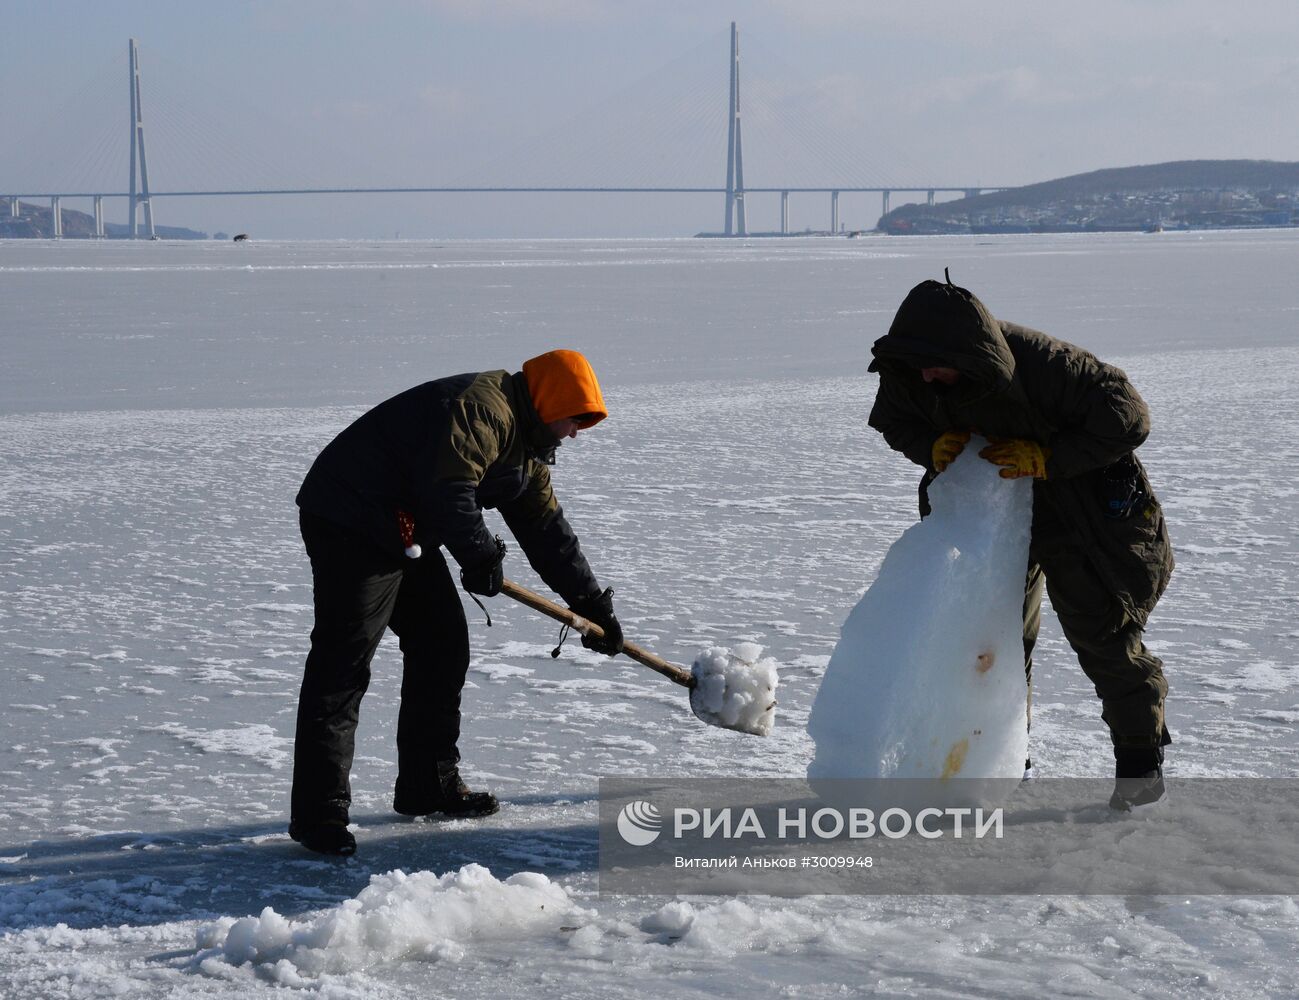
[[499, 579, 777, 736]]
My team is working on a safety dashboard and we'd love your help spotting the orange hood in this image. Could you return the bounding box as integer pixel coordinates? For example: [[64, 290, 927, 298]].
[[522, 350, 608, 428]]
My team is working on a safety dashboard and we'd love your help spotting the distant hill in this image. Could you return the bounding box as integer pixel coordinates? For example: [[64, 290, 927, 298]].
[[879, 160, 1299, 234], [0, 198, 208, 240]]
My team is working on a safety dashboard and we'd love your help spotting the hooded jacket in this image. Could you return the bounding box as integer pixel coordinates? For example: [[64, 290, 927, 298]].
[[296, 368, 601, 604], [867, 279, 1173, 625]]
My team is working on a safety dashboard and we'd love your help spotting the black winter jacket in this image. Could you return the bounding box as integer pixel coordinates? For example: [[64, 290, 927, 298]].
[[297, 370, 601, 603]]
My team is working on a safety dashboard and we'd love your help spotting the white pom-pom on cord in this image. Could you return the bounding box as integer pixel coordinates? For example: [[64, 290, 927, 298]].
[[404, 544, 422, 559]]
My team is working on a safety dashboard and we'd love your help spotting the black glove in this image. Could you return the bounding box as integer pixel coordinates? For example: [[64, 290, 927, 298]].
[[570, 587, 624, 656], [460, 537, 506, 597]]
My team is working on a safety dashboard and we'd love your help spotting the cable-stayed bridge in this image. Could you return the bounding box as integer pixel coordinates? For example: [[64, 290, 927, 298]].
[[3, 25, 1007, 238]]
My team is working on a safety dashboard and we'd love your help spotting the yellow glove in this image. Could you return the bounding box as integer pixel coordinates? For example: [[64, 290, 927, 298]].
[[979, 438, 1050, 479], [931, 430, 971, 472]]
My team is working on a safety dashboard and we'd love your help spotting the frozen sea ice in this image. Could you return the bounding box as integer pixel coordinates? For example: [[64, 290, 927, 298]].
[[807, 438, 1032, 802]]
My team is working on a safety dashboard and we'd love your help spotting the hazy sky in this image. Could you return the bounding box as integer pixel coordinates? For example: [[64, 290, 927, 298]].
[[4, 0, 1297, 238]]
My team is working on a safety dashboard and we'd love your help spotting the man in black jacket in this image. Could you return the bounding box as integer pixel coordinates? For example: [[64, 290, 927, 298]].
[[289, 349, 623, 855]]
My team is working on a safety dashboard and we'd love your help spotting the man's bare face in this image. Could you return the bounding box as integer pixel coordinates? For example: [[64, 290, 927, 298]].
[[546, 417, 582, 441], [920, 366, 961, 385]]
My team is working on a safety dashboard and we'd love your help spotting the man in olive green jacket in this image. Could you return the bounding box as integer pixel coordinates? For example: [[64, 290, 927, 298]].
[[868, 275, 1173, 809]]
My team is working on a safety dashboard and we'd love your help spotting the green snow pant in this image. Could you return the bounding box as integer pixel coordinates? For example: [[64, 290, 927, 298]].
[[1022, 559, 1170, 750]]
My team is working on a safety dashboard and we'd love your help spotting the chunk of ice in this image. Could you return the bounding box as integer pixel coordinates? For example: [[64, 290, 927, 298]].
[[689, 645, 779, 736], [807, 438, 1032, 802]]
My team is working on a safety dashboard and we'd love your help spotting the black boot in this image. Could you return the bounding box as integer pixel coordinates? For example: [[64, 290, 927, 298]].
[[289, 817, 357, 856], [394, 760, 499, 818], [1109, 746, 1166, 812]]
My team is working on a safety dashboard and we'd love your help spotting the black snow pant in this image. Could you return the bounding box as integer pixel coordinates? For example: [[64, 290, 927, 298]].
[[1022, 555, 1171, 751], [290, 511, 471, 825]]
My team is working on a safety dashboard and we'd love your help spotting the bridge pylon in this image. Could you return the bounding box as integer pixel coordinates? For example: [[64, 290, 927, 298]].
[[128, 38, 155, 239], [723, 22, 746, 237]]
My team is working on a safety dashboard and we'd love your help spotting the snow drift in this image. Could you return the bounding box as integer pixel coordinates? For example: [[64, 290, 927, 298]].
[[194, 864, 589, 983]]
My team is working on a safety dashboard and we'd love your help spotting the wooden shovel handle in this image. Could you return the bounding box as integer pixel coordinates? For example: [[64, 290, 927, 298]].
[[499, 578, 695, 689]]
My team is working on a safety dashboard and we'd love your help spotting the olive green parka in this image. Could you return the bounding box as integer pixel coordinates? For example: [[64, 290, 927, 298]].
[[867, 279, 1173, 626]]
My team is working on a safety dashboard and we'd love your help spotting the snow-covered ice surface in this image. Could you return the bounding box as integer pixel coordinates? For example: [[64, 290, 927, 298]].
[[2, 232, 1298, 997], [808, 437, 1032, 791]]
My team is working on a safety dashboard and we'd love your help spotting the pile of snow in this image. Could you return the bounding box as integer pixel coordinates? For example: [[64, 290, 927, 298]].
[[689, 642, 779, 736], [807, 438, 1032, 800], [194, 864, 589, 983], [639, 898, 822, 955]]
